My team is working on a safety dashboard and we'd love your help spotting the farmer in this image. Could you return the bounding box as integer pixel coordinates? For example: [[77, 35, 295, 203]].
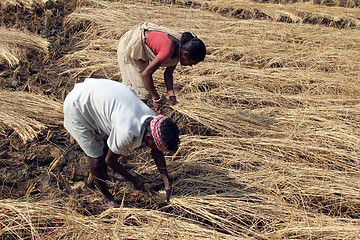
[[63, 78, 180, 207], [117, 22, 206, 110]]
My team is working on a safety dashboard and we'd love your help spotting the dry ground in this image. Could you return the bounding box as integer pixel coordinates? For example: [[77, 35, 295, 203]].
[[1, 0, 360, 239]]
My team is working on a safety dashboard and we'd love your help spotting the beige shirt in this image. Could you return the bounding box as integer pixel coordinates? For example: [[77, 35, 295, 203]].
[[121, 22, 181, 67]]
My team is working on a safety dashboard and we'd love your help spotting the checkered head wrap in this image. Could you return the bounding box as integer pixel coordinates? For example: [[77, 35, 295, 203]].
[[150, 115, 172, 152]]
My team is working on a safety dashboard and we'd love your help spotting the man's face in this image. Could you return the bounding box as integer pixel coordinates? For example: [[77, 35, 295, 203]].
[[181, 57, 199, 66], [180, 50, 200, 66]]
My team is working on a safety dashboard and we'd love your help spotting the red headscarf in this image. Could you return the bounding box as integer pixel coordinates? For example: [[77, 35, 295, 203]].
[[150, 115, 172, 152]]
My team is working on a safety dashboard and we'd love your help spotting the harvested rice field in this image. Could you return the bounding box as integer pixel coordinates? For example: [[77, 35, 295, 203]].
[[1, 0, 360, 239]]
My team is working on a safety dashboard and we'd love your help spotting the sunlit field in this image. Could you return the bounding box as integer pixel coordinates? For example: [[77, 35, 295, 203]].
[[1, 0, 360, 239]]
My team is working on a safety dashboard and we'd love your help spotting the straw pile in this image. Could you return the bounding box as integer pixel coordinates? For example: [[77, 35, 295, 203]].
[[153, 0, 360, 27], [0, 90, 63, 143], [0, 198, 238, 239], [0, 28, 49, 67], [157, 0, 360, 8], [1, 0, 360, 239]]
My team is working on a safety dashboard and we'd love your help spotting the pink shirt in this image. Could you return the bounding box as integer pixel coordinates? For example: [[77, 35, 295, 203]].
[[146, 31, 176, 64]]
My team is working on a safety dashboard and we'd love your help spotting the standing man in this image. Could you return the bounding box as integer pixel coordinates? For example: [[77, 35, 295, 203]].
[[63, 78, 180, 207]]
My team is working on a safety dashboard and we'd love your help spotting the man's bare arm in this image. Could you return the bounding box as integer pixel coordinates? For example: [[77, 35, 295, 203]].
[[151, 148, 172, 201], [164, 65, 177, 105], [105, 148, 145, 191]]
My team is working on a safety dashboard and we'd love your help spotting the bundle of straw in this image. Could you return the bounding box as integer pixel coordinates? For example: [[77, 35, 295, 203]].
[[0, 28, 49, 67], [0, 90, 63, 143]]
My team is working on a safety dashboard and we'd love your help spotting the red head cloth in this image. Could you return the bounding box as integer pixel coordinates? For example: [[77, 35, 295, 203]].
[[150, 115, 171, 152]]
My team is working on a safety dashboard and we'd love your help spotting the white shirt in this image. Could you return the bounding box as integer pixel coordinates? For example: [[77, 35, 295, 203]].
[[66, 78, 156, 154]]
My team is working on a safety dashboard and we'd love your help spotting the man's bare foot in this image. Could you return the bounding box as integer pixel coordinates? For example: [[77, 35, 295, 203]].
[[106, 199, 120, 208], [133, 178, 146, 192]]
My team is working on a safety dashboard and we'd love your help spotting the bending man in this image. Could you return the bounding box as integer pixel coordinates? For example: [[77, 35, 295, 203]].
[[63, 78, 180, 207], [118, 22, 206, 110]]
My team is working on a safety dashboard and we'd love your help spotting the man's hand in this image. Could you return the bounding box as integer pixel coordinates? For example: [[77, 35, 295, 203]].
[[169, 95, 177, 105], [107, 199, 120, 208], [151, 149, 172, 202], [133, 178, 146, 192], [152, 98, 163, 111]]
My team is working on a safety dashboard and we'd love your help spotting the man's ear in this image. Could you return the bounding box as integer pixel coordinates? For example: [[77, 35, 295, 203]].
[[183, 50, 190, 58], [143, 132, 152, 147], [144, 132, 151, 141], [144, 132, 158, 149]]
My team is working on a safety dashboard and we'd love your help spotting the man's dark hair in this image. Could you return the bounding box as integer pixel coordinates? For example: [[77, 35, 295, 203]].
[[144, 117, 180, 152], [180, 32, 206, 62]]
